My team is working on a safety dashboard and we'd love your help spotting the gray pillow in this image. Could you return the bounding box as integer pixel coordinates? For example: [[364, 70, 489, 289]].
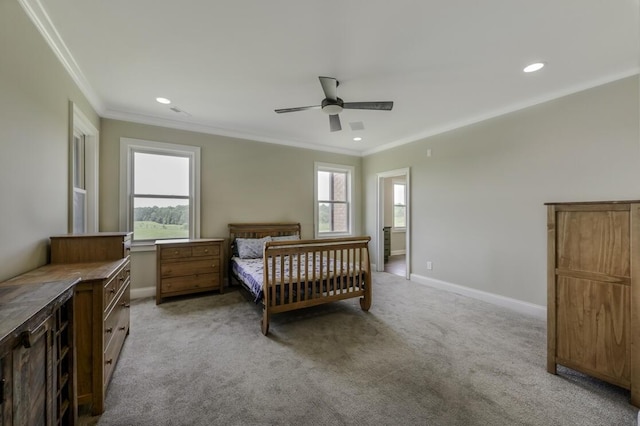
[[236, 236, 271, 259]]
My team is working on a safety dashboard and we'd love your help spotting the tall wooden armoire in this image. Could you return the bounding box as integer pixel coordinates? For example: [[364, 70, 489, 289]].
[[546, 200, 640, 406]]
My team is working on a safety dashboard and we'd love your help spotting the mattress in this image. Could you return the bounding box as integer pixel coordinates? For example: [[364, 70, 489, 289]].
[[231, 254, 364, 304]]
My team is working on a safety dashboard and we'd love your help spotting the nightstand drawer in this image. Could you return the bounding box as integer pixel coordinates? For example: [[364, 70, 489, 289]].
[[192, 244, 220, 257], [160, 246, 192, 260], [160, 258, 220, 278], [161, 273, 221, 294]]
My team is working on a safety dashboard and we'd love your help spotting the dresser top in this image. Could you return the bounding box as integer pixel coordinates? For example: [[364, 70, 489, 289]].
[[155, 238, 224, 246], [50, 232, 132, 239], [0, 279, 77, 348], [0, 259, 128, 286], [545, 200, 640, 206]]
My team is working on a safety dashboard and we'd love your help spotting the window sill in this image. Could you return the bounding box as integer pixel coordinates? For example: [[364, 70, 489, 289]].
[[131, 242, 157, 253], [392, 228, 407, 233]]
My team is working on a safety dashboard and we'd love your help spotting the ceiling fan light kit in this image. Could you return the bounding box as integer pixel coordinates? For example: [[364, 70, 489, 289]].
[[275, 76, 394, 132]]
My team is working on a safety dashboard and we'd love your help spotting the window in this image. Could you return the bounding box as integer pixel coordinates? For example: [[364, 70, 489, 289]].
[[72, 132, 87, 233], [314, 162, 353, 237], [120, 138, 200, 244], [70, 102, 99, 233], [393, 181, 406, 229]]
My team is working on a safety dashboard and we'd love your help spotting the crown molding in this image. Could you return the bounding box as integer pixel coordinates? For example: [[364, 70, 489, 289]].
[[102, 108, 362, 157], [18, 0, 105, 114]]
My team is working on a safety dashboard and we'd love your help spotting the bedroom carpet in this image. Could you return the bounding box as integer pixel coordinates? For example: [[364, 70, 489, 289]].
[[83, 272, 638, 426]]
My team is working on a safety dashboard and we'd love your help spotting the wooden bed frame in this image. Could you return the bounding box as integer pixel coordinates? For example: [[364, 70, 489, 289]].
[[228, 223, 372, 335]]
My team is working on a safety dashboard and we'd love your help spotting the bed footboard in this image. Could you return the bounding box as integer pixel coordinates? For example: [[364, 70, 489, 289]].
[[261, 236, 372, 335]]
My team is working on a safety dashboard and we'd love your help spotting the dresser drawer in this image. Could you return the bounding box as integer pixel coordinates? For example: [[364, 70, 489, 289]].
[[103, 274, 118, 310], [103, 285, 130, 349], [103, 262, 130, 311], [160, 258, 220, 278], [161, 273, 221, 294], [192, 244, 219, 257], [161, 246, 192, 260], [103, 284, 130, 388]]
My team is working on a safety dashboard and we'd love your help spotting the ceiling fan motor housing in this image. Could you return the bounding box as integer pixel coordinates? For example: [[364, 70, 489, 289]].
[[322, 97, 344, 115]]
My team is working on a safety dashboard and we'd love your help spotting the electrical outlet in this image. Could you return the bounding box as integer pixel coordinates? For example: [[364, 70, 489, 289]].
[[427, 261, 433, 270]]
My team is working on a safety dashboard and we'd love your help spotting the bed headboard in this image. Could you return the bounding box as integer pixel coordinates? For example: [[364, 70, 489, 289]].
[[228, 222, 301, 256]]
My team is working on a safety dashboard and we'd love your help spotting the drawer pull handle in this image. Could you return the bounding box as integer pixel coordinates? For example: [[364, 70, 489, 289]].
[[106, 327, 113, 333], [119, 277, 125, 282], [174, 250, 179, 255], [121, 302, 130, 308], [119, 326, 126, 331], [110, 288, 116, 294], [106, 359, 113, 365], [204, 249, 209, 253]]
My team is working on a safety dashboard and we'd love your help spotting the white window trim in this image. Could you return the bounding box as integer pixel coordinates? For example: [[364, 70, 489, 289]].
[[119, 138, 201, 248], [314, 162, 354, 239], [70, 102, 99, 233], [392, 179, 407, 232]]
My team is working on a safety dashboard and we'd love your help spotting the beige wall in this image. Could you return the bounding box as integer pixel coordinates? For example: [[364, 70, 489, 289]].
[[0, 0, 99, 281], [99, 119, 362, 290], [363, 76, 640, 307]]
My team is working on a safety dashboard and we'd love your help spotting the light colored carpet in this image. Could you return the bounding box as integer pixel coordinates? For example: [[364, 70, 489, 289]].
[[85, 272, 638, 425]]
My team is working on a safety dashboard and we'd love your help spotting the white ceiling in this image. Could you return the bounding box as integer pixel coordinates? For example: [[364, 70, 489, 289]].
[[24, 0, 639, 156]]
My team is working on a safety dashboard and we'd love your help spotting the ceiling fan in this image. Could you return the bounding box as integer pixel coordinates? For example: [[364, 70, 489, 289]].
[[275, 76, 394, 132]]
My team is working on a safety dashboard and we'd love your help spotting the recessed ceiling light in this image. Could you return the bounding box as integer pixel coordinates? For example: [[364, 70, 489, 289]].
[[523, 62, 545, 73], [353, 137, 362, 141], [156, 97, 171, 104]]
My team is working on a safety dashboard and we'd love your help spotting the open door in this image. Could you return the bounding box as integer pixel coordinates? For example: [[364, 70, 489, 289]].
[[376, 168, 410, 279]]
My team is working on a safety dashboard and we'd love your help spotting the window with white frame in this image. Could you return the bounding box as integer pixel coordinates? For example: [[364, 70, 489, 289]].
[[314, 162, 353, 237], [120, 138, 200, 244], [70, 103, 99, 233], [393, 181, 406, 230]]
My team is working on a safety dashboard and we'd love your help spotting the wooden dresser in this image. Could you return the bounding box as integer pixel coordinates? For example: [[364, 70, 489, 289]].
[[156, 238, 224, 304], [48, 232, 132, 415], [0, 278, 77, 425], [50, 232, 131, 263], [546, 200, 640, 406]]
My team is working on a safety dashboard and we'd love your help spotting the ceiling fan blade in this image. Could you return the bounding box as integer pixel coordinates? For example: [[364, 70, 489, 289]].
[[343, 101, 394, 111], [319, 76, 338, 101], [329, 114, 342, 132], [274, 105, 321, 113]]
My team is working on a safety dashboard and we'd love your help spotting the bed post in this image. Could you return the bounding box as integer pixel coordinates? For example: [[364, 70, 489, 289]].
[[261, 309, 270, 335], [360, 244, 372, 311], [262, 249, 270, 335]]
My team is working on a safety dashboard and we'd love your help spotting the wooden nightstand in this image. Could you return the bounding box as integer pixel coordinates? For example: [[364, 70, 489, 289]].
[[155, 238, 224, 304]]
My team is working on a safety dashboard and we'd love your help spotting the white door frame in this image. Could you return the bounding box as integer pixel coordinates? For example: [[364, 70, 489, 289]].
[[376, 168, 411, 279]]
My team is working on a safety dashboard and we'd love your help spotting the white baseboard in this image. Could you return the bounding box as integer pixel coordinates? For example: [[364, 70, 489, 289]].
[[390, 250, 406, 256], [410, 273, 546, 320], [131, 286, 155, 300]]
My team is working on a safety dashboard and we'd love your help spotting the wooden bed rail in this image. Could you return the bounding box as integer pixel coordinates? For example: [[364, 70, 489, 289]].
[[227, 223, 372, 335], [261, 236, 372, 335]]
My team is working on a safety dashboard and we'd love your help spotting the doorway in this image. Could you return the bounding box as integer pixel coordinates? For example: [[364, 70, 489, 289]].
[[376, 168, 410, 279]]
